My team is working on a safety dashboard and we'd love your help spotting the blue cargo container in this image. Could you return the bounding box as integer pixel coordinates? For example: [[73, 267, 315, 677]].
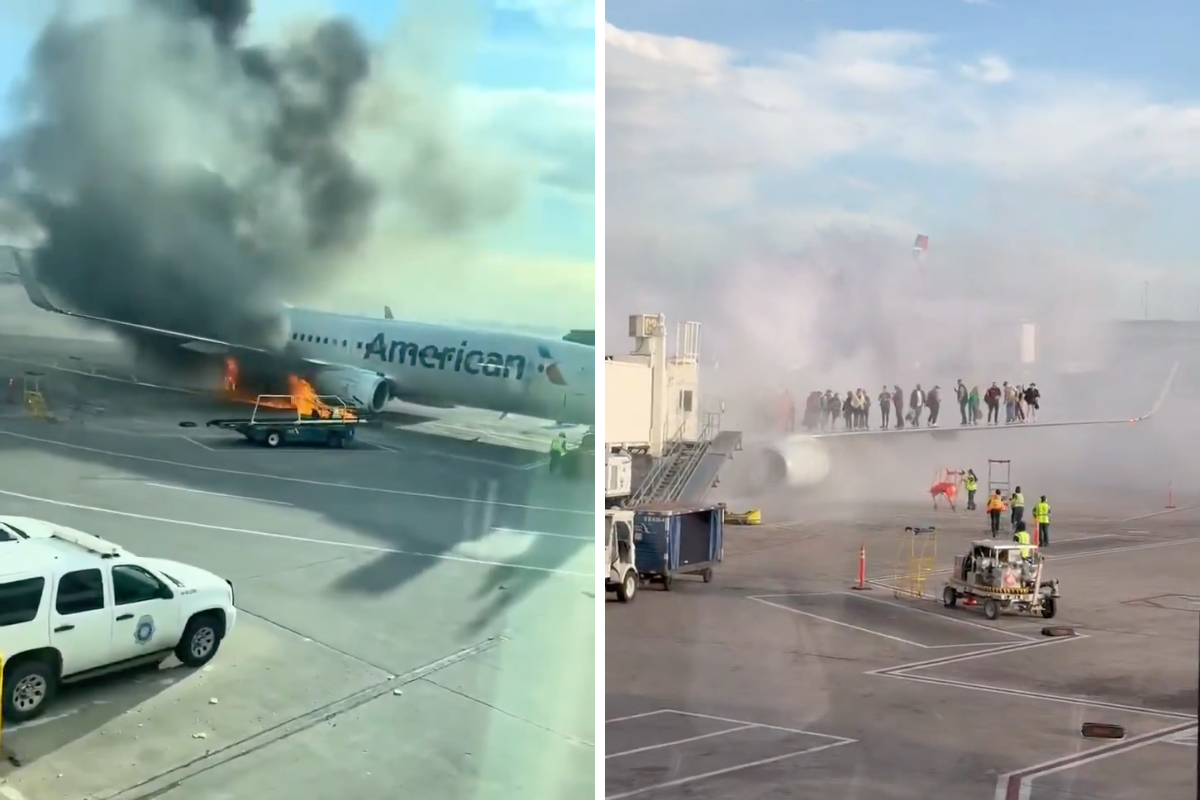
[[632, 504, 724, 590]]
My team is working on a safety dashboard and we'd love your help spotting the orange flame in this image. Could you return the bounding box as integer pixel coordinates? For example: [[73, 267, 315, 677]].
[[220, 357, 356, 421]]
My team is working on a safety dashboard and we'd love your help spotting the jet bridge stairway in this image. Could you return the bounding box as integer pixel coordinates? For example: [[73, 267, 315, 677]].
[[628, 415, 742, 506]]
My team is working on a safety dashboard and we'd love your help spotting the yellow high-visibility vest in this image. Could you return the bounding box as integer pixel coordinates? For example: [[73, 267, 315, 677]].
[[1034, 502, 1050, 523], [965, 478, 978, 491], [1015, 530, 1032, 558], [1011, 492, 1024, 508]]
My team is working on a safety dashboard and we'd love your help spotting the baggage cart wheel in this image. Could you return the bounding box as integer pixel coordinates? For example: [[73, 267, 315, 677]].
[[942, 586, 957, 608], [1040, 596, 1057, 619], [616, 571, 637, 602], [327, 432, 344, 448], [265, 430, 283, 448], [702, 568, 713, 584], [983, 598, 1000, 620], [1081, 722, 1126, 739], [661, 573, 673, 591]]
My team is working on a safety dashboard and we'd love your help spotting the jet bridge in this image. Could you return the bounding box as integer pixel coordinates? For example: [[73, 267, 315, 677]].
[[605, 314, 741, 507]]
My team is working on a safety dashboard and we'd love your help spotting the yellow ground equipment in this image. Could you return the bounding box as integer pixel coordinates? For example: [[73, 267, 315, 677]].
[[893, 525, 937, 599], [943, 540, 1060, 621], [23, 372, 48, 419], [725, 509, 761, 525]]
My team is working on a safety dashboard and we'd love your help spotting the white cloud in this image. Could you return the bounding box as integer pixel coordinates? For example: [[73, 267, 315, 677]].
[[605, 21, 1200, 380], [960, 55, 1012, 83], [607, 23, 1200, 183]]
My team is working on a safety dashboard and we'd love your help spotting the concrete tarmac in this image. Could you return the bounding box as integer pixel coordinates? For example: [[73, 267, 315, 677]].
[[605, 494, 1198, 800], [0, 335, 595, 800]]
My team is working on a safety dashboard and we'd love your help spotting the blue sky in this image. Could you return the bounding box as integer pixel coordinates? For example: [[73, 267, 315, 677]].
[[0, 0, 595, 327], [606, 0, 1200, 319]]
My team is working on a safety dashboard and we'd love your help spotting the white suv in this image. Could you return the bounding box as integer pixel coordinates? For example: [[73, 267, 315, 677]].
[[0, 517, 238, 724]]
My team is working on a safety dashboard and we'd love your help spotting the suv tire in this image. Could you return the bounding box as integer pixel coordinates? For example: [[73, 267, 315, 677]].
[[175, 613, 224, 667], [3, 657, 57, 725]]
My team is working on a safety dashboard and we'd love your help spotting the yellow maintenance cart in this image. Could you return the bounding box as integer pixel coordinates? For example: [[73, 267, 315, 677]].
[[893, 525, 937, 599]]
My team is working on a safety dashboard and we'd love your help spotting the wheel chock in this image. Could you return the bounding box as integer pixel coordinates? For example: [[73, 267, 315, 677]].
[[1041, 625, 1075, 637], [1081, 722, 1126, 739]]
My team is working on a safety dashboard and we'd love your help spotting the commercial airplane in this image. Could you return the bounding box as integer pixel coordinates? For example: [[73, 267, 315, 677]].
[[757, 364, 1178, 489], [6, 248, 595, 424]]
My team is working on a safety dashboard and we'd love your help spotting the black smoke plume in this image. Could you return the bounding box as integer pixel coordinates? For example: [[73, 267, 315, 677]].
[[1, 0, 378, 349]]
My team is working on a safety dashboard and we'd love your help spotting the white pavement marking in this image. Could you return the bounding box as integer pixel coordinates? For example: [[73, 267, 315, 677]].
[[0, 429, 591, 516], [1, 708, 82, 732], [1120, 504, 1200, 522], [491, 526, 591, 542], [748, 595, 990, 650], [143, 482, 294, 507], [181, 436, 217, 452], [605, 740, 856, 799], [994, 720, 1199, 800], [831, 589, 1034, 641], [0, 785, 29, 800], [606, 725, 757, 759], [866, 534, 1200, 584], [604, 709, 857, 800], [0, 487, 592, 577]]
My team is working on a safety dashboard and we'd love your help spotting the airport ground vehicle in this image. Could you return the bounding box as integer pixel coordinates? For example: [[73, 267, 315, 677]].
[[206, 394, 372, 448], [0, 518, 238, 724], [604, 510, 638, 602], [632, 504, 724, 590], [943, 540, 1060, 621]]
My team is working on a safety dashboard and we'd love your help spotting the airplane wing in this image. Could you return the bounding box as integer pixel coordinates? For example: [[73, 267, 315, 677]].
[[4, 245, 285, 358], [808, 362, 1178, 439]]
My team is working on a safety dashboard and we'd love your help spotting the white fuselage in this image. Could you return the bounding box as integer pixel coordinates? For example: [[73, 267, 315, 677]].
[[284, 308, 595, 425]]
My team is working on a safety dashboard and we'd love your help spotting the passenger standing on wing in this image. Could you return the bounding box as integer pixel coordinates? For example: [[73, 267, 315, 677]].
[[956, 380, 969, 425], [984, 382, 1002, 425], [1033, 495, 1051, 546], [986, 490, 1006, 536], [1014, 384, 1027, 422], [822, 390, 836, 430], [926, 385, 942, 427], [1024, 383, 1040, 422], [878, 385, 892, 429], [842, 391, 855, 431], [549, 433, 568, 475], [862, 389, 873, 430], [892, 385, 905, 430], [1010, 486, 1025, 530], [910, 384, 925, 427], [968, 385, 981, 425], [1003, 382, 1017, 424], [964, 469, 979, 510]]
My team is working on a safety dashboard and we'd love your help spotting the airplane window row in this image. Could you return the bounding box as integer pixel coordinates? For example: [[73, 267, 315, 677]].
[[292, 332, 363, 349]]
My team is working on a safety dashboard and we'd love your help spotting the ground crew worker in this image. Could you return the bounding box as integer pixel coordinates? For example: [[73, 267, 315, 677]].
[[1013, 522, 1032, 560], [964, 469, 979, 510], [548, 432, 568, 475], [1033, 495, 1051, 546], [986, 490, 1006, 536], [1010, 486, 1025, 530]]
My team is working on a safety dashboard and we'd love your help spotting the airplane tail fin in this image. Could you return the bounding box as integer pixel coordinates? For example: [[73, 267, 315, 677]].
[[2, 245, 60, 313], [384, 305, 394, 320]]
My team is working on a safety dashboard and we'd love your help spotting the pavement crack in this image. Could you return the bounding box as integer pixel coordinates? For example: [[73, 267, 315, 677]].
[[422, 674, 594, 749], [105, 637, 505, 800]]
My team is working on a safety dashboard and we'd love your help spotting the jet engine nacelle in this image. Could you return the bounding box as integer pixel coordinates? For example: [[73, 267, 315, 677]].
[[757, 435, 832, 489], [314, 369, 389, 413]]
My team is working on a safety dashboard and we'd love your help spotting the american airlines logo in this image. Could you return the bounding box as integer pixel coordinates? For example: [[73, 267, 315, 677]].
[[363, 333, 568, 385]]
